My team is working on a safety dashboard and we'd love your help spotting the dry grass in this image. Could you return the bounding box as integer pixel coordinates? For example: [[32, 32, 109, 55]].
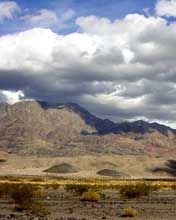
[[0, 176, 175, 194], [0, 183, 48, 214], [119, 183, 159, 199], [2, 178, 176, 188], [81, 191, 101, 202], [0, 177, 175, 218], [122, 207, 138, 217], [65, 184, 90, 195]]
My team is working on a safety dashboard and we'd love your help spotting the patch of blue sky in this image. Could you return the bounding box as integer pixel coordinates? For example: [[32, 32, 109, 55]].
[[0, 0, 158, 35]]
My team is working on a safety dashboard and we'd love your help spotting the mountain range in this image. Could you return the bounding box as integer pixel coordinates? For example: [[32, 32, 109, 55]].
[[0, 100, 175, 157]]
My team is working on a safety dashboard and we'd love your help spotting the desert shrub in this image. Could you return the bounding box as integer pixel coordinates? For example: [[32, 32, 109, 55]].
[[89, 184, 107, 192], [30, 177, 45, 182], [0, 159, 7, 163], [29, 200, 49, 215], [34, 187, 47, 198], [81, 191, 101, 202], [49, 183, 60, 190], [0, 183, 11, 198], [171, 184, 176, 191], [10, 184, 37, 205], [10, 178, 22, 182], [9, 184, 47, 214], [68, 207, 74, 214], [65, 184, 90, 196], [120, 183, 153, 199], [122, 207, 138, 217]]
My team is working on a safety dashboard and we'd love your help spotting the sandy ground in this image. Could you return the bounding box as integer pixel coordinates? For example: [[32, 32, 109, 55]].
[[0, 154, 176, 179], [1, 154, 176, 219], [0, 187, 176, 220]]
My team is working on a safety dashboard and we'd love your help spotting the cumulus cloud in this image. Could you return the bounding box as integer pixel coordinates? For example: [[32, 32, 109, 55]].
[[0, 11, 176, 126], [156, 0, 176, 17], [0, 1, 21, 22]]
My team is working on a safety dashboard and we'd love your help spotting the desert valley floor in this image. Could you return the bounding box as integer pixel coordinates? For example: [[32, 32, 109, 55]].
[[0, 177, 176, 220], [0, 154, 176, 179], [0, 154, 176, 219]]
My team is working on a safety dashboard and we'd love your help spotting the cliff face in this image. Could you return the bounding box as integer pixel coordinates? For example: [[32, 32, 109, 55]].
[[0, 100, 175, 156]]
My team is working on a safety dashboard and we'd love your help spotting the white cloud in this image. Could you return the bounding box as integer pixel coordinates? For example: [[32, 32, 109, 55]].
[[20, 9, 75, 29], [0, 1, 21, 22], [21, 9, 58, 27], [156, 0, 176, 17], [60, 9, 75, 22], [0, 13, 176, 125], [1, 90, 24, 104]]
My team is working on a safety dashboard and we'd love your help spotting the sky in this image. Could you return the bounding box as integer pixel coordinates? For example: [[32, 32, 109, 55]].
[[0, 0, 176, 127]]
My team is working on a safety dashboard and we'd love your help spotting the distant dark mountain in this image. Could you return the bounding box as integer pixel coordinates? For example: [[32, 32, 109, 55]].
[[38, 101, 176, 136], [39, 101, 116, 134], [110, 120, 176, 136], [0, 100, 175, 156], [39, 101, 175, 136]]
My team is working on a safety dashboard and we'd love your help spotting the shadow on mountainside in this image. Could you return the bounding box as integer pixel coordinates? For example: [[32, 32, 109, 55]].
[[38, 101, 176, 136], [152, 160, 176, 177]]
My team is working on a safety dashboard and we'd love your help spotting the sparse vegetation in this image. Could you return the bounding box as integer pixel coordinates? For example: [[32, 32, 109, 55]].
[[0, 183, 10, 198], [0, 178, 175, 219], [30, 177, 45, 182], [49, 183, 60, 190], [171, 184, 176, 192], [119, 182, 156, 199], [0, 183, 48, 214], [0, 159, 7, 163], [65, 184, 90, 195], [122, 207, 138, 217], [10, 184, 36, 205], [10, 184, 47, 213], [81, 191, 101, 202]]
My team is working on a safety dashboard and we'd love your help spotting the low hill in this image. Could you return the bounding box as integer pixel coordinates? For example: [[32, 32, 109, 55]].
[[97, 169, 129, 178], [44, 163, 79, 174]]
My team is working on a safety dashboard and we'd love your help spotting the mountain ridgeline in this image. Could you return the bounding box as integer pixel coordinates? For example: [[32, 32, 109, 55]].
[[39, 101, 176, 136], [0, 100, 175, 156]]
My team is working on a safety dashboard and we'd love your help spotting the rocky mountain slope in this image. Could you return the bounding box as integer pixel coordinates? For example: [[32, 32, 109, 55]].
[[0, 100, 176, 156]]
